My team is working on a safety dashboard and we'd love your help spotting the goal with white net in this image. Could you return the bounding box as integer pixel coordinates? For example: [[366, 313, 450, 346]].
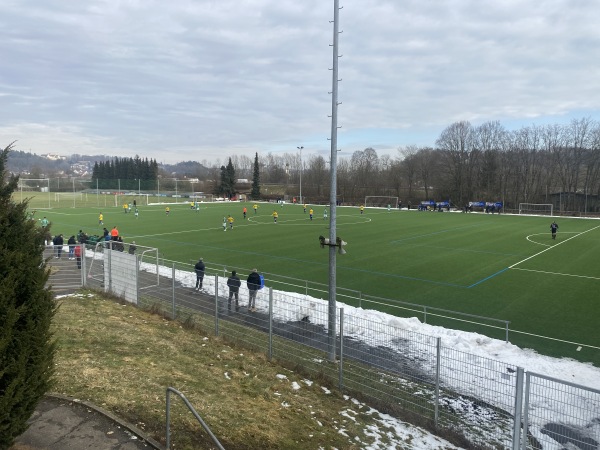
[[518, 203, 553, 216], [192, 193, 214, 202], [16, 178, 51, 208], [364, 196, 399, 208]]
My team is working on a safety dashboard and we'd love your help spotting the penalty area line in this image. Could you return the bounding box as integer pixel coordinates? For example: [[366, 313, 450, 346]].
[[510, 267, 600, 281]]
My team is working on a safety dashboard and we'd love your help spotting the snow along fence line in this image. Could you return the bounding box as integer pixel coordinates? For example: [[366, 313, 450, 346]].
[[59, 248, 600, 450]]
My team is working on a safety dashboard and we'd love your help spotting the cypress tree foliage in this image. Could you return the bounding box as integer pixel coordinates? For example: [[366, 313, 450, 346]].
[[0, 143, 57, 448], [91, 156, 159, 190], [251, 152, 261, 200], [216, 158, 236, 199]]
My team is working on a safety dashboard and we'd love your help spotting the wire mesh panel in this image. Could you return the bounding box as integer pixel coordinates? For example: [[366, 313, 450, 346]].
[[215, 276, 271, 355], [44, 246, 84, 293], [269, 292, 339, 383], [438, 346, 518, 449], [341, 311, 439, 421], [522, 372, 600, 450]]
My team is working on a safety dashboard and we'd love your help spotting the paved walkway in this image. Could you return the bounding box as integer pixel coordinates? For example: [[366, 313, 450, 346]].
[[12, 394, 163, 450]]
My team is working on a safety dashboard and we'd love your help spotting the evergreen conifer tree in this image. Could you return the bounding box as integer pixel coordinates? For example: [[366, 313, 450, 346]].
[[0, 143, 57, 448], [251, 152, 261, 200]]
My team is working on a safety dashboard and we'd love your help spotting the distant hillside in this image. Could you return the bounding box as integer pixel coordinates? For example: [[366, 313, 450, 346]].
[[7, 151, 208, 178]]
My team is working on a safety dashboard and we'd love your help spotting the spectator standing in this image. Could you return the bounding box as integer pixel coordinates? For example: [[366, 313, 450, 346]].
[[67, 235, 76, 260], [246, 269, 261, 312], [227, 270, 241, 311], [74, 244, 82, 269], [111, 226, 119, 241], [53, 234, 64, 259], [194, 258, 206, 291], [128, 241, 137, 255]]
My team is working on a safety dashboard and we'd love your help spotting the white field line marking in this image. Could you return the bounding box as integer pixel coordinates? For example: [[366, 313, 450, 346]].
[[511, 267, 600, 281], [525, 231, 581, 247], [509, 225, 600, 269]]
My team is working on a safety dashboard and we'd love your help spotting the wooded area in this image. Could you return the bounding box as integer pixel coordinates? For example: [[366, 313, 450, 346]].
[[227, 118, 600, 212]]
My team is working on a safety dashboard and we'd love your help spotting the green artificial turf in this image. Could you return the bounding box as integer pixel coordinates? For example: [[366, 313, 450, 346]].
[[29, 196, 600, 366]]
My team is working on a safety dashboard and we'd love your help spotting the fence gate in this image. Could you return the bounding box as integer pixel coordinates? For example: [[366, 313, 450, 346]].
[[44, 245, 85, 293]]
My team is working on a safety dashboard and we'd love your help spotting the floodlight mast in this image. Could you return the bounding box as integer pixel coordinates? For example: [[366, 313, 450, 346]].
[[297, 146, 303, 204], [327, 0, 342, 362]]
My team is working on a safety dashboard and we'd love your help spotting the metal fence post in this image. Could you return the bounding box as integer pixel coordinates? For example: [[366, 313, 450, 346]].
[[166, 388, 172, 448], [104, 246, 112, 292], [80, 244, 86, 287], [172, 263, 176, 320], [520, 372, 531, 450], [434, 337, 441, 428], [339, 308, 344, 390], [215, 275, 219, 336], [512, 367, 525, 450], [268, 287, 273, 361]]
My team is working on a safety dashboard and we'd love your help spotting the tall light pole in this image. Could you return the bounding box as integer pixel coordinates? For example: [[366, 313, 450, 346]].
[[297, 146, 304, 204]]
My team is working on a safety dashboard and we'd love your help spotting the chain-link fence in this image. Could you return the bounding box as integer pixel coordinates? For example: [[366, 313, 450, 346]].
[[50, 250, 600, 450]]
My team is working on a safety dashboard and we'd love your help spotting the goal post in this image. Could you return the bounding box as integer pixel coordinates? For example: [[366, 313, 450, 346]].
[[364, 196, 399, 208], [16, 178, 51, 208], [192, 193, 214, 203], [518, 203, 553, 216]]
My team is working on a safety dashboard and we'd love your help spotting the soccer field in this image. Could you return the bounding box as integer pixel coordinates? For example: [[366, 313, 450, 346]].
[[31, 198, 600, 366]]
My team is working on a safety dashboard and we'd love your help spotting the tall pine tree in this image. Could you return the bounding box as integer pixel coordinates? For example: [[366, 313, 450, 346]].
[[217, 158, 236, 199], [251, 152, 261, 200], [0, 143, 57, 448]]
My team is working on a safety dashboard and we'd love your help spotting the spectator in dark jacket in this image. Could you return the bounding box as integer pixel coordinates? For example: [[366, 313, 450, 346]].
[[246, 269, 261, 311], [53, 234, 64, 259], [68, 235, 76, 260], [194, 258, 206, 291], [227, 270, 241, 311]]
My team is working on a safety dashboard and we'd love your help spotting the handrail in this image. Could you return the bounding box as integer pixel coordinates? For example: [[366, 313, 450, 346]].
[[165, 387, 225, 450]]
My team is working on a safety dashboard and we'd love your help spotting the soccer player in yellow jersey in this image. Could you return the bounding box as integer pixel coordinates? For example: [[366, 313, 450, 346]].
[[309, 208, 314, 220], [98, 213, 103, 226], [359, 205, 365, 214], [272, 210, 278, 223], [253, 203, 258, 214], [227, 215, 234, 229]]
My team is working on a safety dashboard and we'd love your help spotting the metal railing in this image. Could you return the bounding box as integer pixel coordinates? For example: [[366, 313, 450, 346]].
[[165, 387, 224, 450]]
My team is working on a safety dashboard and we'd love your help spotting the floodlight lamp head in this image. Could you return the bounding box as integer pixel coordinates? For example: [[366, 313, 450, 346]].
[[336, 237, 347, 254]]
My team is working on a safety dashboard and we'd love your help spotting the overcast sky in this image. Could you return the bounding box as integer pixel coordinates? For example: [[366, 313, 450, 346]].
[[2, 0, 599, 165]]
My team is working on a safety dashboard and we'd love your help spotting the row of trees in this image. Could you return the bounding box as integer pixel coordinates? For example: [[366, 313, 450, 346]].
[[92, 156, 159, 190], [215, 118, 600, 211]]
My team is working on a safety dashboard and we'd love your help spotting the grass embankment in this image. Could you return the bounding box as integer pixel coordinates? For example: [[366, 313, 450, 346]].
[[51, 291, 452, 450]]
